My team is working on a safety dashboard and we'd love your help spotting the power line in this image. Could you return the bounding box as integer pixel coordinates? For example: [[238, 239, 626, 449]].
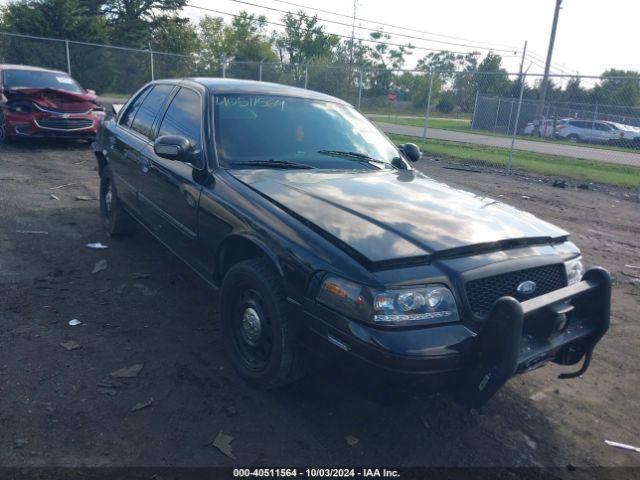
[[186, 3, 520, 56], [219, 0, 519, 53], [265, 0, 522, 51]]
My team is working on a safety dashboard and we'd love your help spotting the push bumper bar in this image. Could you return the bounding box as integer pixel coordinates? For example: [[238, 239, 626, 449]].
[[454, 267, 611, 408]]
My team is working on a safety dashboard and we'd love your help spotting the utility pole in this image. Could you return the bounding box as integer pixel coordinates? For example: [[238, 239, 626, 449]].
[[537, 0, 562, 130], [348, 0, 358, 81]]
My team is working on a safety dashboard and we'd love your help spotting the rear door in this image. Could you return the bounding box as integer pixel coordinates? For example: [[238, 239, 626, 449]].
[[106, 86, 151, 212], [137, 85, 205, 266], [109, 84, 175, 213]]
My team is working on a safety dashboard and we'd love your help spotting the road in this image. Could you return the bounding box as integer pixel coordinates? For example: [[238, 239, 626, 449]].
[[376, 121, 640, 168]]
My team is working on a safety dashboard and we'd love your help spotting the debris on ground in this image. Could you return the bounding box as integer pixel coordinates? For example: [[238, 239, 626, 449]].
[[60, 341, 81, 351], [50, 182, 77, 190], [49, 193, 60, 200], [92, 259, 108, 274], [345, 435, 359, 446], [97, 379, 124, 389], [132, 273, 152, 279], [109, 364, 144, 378], [16, 230, 48, 235], [68, 319, 82, 326], [212, 431, 237, 459], [86, 242, 108, 249], [75, 195, 93, 201], [521, 195, 532, 200], [131, 398, 153, 412], [13, 439, 28, 449], [552, 179, 567, 189], [420, 416, 430, 429], [625, 265, 640, 270], [578, 183, 590, 190], [605, 440, 640, 453], [224, 405, 238, 417], [97, 387, 119, 396], [133, 282, 159, 296]]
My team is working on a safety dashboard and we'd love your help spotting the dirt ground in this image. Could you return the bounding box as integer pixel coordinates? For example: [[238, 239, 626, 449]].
[[0, 140, 639, 469]]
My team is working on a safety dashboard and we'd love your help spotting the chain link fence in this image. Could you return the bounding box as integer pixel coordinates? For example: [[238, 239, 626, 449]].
[[2, 30, 640, 194]]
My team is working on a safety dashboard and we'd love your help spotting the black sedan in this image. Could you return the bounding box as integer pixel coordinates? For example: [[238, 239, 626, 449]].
[[93, 78, 610, 407]]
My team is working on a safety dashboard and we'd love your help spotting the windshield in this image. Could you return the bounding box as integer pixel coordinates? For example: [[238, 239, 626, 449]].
[[2, 70, 84, 93], [213, 94, 400, 169]]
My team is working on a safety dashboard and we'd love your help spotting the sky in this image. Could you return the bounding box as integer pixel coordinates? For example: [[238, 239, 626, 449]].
[[1, 0, 637, 76], [181, 0, 639, 76]]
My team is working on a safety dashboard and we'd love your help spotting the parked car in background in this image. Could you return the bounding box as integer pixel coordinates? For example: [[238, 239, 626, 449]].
[[93, 78, 611, 407], [554, 119, 621, 144], [0, 64, 104, 144], [604, 121, 640, 148], [523, 118, 567, 138]]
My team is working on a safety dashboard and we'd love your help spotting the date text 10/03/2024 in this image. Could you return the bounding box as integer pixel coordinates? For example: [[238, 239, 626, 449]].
[[233, 469, 401, 478]]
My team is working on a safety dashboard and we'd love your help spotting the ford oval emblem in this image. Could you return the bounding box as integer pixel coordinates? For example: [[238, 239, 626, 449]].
[[517, 280, 537, 295]]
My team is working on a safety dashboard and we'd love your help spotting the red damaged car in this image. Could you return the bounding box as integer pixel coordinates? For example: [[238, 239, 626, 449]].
[[0, 64, 105, 144]]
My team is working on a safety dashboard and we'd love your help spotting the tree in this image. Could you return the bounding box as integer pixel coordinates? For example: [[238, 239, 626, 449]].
[[273, 11, 339, 84], [99, 0, 186, 47]]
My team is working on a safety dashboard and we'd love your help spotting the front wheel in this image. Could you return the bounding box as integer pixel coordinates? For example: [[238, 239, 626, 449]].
[[567, 134, 580, 143], [220, 258, 305, 389]]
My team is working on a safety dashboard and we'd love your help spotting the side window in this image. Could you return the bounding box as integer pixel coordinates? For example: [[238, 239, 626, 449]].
[[157, 87, 203, 166], [131, 84, 174, 139], [120, 87, 150, 128], [595, 123, 610, 131]]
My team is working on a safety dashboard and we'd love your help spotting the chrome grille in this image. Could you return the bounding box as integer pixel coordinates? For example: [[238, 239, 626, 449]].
[[36, 118, 93, 130]]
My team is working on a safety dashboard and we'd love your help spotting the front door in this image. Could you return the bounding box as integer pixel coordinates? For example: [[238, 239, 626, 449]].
[[137, 86, 205, 267]]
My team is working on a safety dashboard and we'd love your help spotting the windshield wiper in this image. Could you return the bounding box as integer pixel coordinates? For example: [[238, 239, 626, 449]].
[[317, 150, 387, 165], [230, 159, 315, 170]]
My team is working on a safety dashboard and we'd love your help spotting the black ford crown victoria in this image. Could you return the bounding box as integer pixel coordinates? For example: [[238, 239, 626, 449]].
[[94, 78, 611, 406]]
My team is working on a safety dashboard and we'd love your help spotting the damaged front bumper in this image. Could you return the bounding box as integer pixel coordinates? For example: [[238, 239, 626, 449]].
[[454, 266, 611, 407]]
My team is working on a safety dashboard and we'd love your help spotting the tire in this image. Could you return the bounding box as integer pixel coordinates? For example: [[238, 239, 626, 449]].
[[220, 257, 304, 389], [99, 166, 137, 236], [0, 110, 8, 145], [567, 134, 580, 143]]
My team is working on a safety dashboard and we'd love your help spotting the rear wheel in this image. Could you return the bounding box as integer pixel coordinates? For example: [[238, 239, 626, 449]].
[[0, 111, 8, 144], [220, 258, 304, 389], [99, 166, 137, 236]]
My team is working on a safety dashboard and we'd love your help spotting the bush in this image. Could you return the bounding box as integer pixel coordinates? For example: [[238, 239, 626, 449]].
[[436, 99, 454, 114]]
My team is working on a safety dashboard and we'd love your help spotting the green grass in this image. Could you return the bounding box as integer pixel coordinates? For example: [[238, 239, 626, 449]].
[[389, 133, 640, 188], [96, 92, 131, 100]]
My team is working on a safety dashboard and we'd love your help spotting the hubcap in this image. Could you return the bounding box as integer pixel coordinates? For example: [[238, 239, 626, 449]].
[[241, 307, 262, 346]]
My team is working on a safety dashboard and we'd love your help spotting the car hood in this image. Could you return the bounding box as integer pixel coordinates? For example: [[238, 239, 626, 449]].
[[231, 169, 568, 265], [4, 87, 99, 112]]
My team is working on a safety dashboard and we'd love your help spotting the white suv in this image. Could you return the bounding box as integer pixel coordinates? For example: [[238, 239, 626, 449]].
[[555, 120, 622, 144]]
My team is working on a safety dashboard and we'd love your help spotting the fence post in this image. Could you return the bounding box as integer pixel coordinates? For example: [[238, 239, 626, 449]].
[[65, 40, 71, 75], [222, 54, 226, 78], [148, 43, 154, 81], [471, 90, 479, 129], [422, 72, 434, 139], [508, 72, 528, 172], [304, 64, 309, 89], [259, 59, 264, 81], [493, 98, 501, 132], [357, 66, 364, 111]]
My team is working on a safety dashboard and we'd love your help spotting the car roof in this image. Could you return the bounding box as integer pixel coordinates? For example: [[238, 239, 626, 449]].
[[176, 77, 351, 105], [0, 64, 68, 75]]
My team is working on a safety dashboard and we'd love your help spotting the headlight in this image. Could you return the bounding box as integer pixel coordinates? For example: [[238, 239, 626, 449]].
[[316, 274, 459, 326], [564, 256, 584, 285]]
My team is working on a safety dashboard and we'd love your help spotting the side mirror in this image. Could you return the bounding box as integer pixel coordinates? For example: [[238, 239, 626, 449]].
[[154, 135, 192, 162], [398, 143, 421, 162]]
